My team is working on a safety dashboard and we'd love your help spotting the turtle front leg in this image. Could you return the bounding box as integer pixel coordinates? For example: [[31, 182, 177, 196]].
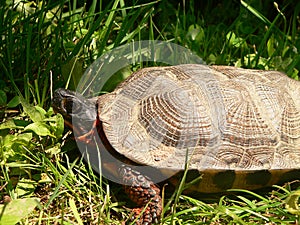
[[119, 165, 162, 225]]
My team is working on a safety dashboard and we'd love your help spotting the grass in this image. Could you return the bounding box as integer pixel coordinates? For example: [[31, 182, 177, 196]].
[[0, 0, 300, 224]]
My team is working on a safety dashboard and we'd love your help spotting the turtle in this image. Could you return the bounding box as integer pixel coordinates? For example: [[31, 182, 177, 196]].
[[52, 64, 300, 225]]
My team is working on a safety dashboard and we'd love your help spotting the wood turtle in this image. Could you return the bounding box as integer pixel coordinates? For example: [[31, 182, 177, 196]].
[[52, 64, 300, 224]]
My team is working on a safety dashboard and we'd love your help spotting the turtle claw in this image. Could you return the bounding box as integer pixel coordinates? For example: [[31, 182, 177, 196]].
[[120, 165, 162, 225]]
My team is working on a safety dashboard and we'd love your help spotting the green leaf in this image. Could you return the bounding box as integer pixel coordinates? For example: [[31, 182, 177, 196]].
[[15, 178, 36, 198], [54, 113, 64, 139], [7, 96, 20, 108], [0, 90, 7, 106], [20, 97, 45, 122], [2, 134, 15, 150], [226, 31, 244, 48], [45, 143, 61, 156], [1, 133, 33, 163], [187, 24, 205, 42], [34, 105, 47, 116], [286, 190, 300, 215], [0, 198, 40, 225], [24, 122, 54, 137], [46, 113, 64, 139], [0, 120, 18, 130], [267, 35, 276, 57]]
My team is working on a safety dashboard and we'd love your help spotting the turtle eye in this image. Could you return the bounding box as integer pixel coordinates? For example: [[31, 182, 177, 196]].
[[63, 99, 81, 114]]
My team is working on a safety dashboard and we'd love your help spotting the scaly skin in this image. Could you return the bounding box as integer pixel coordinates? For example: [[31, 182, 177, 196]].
[[120, 165, 162, 225]]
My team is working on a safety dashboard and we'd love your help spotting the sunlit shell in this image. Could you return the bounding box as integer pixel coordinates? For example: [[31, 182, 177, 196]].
[[98, 64, 300, 172]]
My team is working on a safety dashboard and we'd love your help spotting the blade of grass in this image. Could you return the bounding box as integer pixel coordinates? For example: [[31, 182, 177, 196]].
[[45, 157, 79, 208], [69, 197, 84, 225]]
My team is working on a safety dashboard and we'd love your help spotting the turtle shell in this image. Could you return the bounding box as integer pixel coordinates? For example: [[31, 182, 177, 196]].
[[97, 64, 300, 192]]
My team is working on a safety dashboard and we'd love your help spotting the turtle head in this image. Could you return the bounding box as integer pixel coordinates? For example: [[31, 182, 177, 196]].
[[52, 88, 98, 135]]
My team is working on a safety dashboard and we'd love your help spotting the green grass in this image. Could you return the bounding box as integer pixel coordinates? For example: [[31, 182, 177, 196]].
[[1, 0, 300, 224]]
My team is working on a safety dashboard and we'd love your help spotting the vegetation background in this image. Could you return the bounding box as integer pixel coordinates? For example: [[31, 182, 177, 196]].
[[0, 0, 300, 224]]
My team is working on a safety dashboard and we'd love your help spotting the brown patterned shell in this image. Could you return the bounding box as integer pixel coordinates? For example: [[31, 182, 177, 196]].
[[98, 64, 300, 174]]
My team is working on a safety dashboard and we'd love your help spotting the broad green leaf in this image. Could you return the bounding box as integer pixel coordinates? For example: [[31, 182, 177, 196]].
[[1, 133, 33, 163], [0, 134, 14, 163], [0, 198, 40, 225], [34, 105, 46, 115], [286, 190, 300, 215], [20, 97, 45, 122], [24, 122, 54, 137], [0, 120, 18, 130], [45, 106, 54, 117], [2, 134, 15, 149], [19, 131, 32, 139], [45, 113, 64, 139], [13, 133, 33, 146], [7, 96, 20, 108]]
